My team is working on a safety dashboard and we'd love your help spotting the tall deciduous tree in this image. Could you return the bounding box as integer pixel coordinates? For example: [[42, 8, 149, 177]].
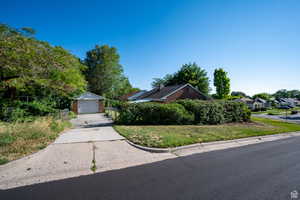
[[152, 63, 210, 94], [84, 45, 136, 98], [213, 68, 230, 99], [84, 45, 123, 96]]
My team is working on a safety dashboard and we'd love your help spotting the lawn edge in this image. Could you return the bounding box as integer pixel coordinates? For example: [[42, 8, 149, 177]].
[[124, 131, 300, 153]]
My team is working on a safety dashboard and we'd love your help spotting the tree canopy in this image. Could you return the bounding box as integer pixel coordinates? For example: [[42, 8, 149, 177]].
[[273, 89, 300, 99], [84, 45, 137, 99], [0, 24, 86, 105], [231, 91, 247, 97], [213, 68, 230, 99], [252, 93, 272, 100], [152, 63, 210, 95]]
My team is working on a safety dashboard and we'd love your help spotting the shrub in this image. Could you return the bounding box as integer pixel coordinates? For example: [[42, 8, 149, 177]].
[[176, 100, 225, 124], [291, 110, 298, 115], [116, 103, 194, 125], [0, 132, 16, 146], [177, 100, 251, 124], [221, 101, 251, 122], [116, 100, 251, 125], [18, 100, 57, 116], [0, 100, 58, 122], [68, 111, 77, 119]]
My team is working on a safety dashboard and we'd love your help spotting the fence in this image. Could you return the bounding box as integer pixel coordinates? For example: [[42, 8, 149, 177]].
[[105, 107, 119, 121]]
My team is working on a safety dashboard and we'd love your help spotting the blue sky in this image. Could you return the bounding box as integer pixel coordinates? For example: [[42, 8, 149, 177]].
[[1, 0, 300, 95]]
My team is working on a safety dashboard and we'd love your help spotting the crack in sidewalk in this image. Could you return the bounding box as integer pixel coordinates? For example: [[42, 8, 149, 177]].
[[90, 143, 97, 173]]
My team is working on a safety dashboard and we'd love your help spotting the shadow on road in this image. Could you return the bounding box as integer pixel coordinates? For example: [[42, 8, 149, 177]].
[[80, 122, 114, 128]]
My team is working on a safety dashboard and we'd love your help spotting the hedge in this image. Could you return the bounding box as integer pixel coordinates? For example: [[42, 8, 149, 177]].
[[177, 99, 251, 124], [116, 103, 194, 125], [116, 100, 251, 125]]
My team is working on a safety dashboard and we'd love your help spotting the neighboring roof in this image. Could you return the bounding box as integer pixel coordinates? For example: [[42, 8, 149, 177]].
[[75, 92, 103, 100], [279, 98, 297, 104], [255, 98, 267, 103], [235, 97, 253, 103], [136, 83, 208, 101], [119, 91, 139, 101], [128, 90, 147, 101], [129, 99, 152, 104]]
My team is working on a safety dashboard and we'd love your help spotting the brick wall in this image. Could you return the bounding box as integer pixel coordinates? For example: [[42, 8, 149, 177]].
[[99, 100, 105, 113], [71, 100, 78, 114]]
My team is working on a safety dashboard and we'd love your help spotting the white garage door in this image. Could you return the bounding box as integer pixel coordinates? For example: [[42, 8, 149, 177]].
[[78, 100, 99, 114]]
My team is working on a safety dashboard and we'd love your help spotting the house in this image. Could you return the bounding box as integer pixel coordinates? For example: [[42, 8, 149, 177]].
[[254, 98, 271, 108], [130, 83, 209, 103], [71, 92, 104, 114], [235, 97, 270, 110], [235, 97, 255, 110], [278, 98, 299, 108]]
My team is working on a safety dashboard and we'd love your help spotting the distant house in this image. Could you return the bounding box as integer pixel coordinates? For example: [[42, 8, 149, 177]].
[[71, 92, 104, 114], [130, 83, 209, 103], [278, 98, 300, 108], [235, 97, 270, 110], [254, 98, 271, 108], [235, 97, 255, 110]]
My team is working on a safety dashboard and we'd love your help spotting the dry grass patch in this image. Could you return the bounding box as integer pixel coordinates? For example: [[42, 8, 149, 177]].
[[114, 117, 300, 148], [0, 117, 71, 164]]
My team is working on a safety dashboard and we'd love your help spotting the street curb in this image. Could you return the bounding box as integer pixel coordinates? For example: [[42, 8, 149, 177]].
[[125, 140, 171, 153], [125, 131, 300, 153]]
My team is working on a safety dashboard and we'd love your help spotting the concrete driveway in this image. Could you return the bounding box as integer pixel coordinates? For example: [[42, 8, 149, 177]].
[[0, 114, 175, 189], [55, 114, 124, 144]]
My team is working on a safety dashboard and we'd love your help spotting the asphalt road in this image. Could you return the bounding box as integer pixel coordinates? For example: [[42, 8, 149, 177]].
[[2, 136, 300, 200]]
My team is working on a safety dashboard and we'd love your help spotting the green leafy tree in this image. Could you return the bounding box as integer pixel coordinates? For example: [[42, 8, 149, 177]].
[[0, 24, 86, 106], [231, 91, 247, 97], [253, 93, 272, 100], [213, 68, 230, 99], [152, 63, 210, 94], [110, 76, 139, 98], [84, 45, 136, 99], [151, 74, 174, 88], [84, 45, 123, 97], [273, 89, 300, 99]]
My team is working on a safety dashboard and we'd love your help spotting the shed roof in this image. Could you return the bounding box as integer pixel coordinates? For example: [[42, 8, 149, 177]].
[[75, 92, 104, 100]]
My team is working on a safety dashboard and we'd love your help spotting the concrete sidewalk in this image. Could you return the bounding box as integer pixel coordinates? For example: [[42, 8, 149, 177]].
[[0, 114, 175, 189]]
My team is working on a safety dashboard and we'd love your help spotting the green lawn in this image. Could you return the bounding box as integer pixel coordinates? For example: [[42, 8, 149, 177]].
[[0, 117, 71, 165], [114, 117, 300, 148]]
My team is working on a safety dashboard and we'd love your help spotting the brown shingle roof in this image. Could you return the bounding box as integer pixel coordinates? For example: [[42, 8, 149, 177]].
[[136, 83, 208, 101]]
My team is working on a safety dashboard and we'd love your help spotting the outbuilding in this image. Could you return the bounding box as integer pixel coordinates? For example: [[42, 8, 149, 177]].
[[71, 92, 104, 114]]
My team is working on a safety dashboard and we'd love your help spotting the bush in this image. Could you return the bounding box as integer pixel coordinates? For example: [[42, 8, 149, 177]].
[[221, 101, 251, 122], [18, 100, 57, 116], [116, 103, 194, 125], [177, 100, 250, 124], [0, 100, 58, 122], [291, 110, 298, 115], [116, 100, 251, 125], [176, 100, 225, 124]]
